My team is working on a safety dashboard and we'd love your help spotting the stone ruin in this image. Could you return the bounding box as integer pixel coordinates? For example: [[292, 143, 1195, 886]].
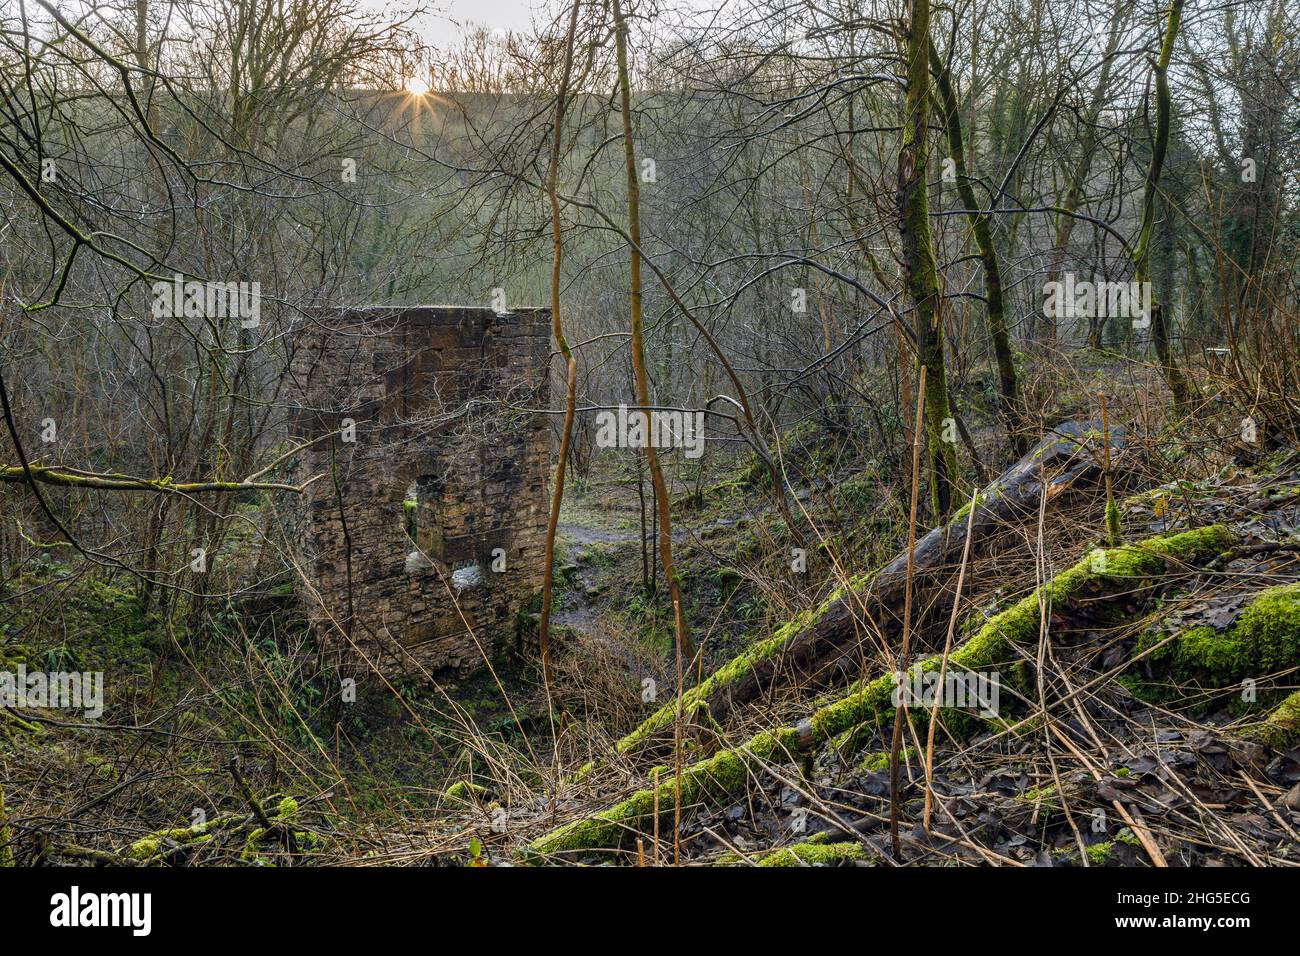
[[289, 306, 550, 679]]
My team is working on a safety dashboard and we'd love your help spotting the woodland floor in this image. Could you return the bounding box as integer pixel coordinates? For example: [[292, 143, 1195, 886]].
[[2, 359, 1300, 866]]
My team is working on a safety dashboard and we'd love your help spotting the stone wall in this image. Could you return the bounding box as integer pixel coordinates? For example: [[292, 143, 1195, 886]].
[[289, 306, 550, 679]]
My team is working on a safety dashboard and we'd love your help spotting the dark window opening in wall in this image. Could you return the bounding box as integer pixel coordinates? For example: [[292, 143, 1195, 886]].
[[403, 481, 430, 572], [403, 481, 418, 543], [403, 477, 444, 572]]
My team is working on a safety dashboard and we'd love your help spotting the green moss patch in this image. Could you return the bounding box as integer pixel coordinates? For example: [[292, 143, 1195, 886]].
[[1246, 691, 1300, 749], [1232, 583, 1300, 672], [758, 839, 868, 867], [445, 780, 492, 804], [1133, 581, 1300, 698]]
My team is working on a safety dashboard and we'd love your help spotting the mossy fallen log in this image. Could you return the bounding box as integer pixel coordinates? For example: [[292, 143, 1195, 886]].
[[607, 422, 1127, 764], [713, 831, 871, 866], [527, 726, 803, 858], [240, 798, 313, 863], [123, 797, 307, 864], [1, 707, 40, 734], [785, 527, 1232, 745], [444, 780, 492, 805], [529, 526, 1232, 858], [59, 845, 141, 866], [126, 811, 242, 862]]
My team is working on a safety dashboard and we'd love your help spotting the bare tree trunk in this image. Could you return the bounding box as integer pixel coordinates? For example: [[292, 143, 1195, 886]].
[[1133, 0, 1193, 409], [930, 40, 1024, 456], [611, 0, 696, 867], [611, 0, 694, 671], [1042, 0, 1125, 344], [537, 0, 584, 697], [899, 0, 959, 517]]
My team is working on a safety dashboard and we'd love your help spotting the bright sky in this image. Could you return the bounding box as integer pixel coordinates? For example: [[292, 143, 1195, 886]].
[[441, 0, 545, 32], [364, 0, 551, 41], [371, 0, 725, 44]]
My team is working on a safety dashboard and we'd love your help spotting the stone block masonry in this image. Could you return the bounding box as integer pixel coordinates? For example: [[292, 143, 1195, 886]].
[[289, 306, 550, 679]]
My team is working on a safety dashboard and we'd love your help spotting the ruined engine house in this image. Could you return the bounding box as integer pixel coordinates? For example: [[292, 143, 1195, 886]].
[[290, 306, 550, 678]]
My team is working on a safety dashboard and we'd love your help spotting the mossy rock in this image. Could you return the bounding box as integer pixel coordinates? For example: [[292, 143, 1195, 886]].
[[1133, 581, 1300, 695], [1232, 583, 1300, 672], [1245, 691, 1300, 749]]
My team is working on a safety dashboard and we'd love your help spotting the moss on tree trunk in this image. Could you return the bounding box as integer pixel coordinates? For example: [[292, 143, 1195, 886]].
[[1132, 0, 1192, 408], [899, 0, 960, 517], [930, 40, 1024, 456]]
